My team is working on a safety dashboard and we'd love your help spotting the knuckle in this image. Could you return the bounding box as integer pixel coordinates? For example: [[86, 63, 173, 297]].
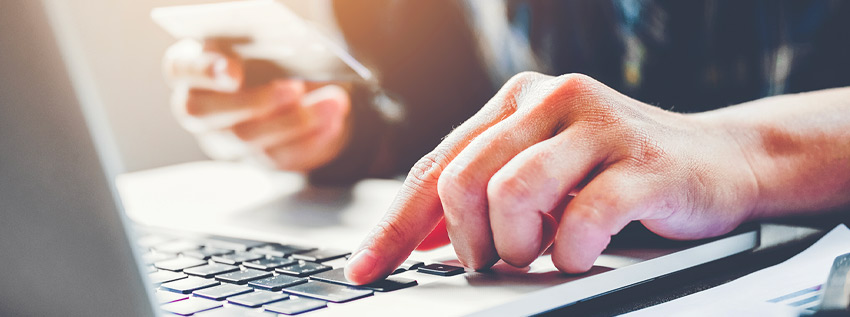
[[551, 73, 598, 99], [436, 163, 481, 204], [566, 201, 609, 227], [506, 71, 543, 87], [487, 173, 532, 209], [498, 71, 546, 111], [558, 73, 598, 92], [407, 150, 450, 189]]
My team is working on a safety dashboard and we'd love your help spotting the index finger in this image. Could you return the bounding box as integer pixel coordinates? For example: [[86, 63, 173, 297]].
[[344, 72, 547, 284]]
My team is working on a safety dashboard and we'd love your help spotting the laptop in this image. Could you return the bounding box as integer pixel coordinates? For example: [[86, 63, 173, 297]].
[[0, 1, 759, 316]]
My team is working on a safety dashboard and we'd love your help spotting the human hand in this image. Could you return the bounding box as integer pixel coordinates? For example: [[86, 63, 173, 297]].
[[345, 72, 759, 284], [164, 39, 351, 171]]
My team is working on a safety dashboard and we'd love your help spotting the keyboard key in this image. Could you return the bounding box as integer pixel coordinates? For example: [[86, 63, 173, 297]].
[[145, 265, 157, 273], [244, 256, 297, 271], [391, 260, 426, 274], [183, 247, 233, 260], [160, 277, 220, 294], [291, 249, 350, 262], [275, 262, 331, 277], [417, 263, 465, 276], [155, 290, 189, 304], [228, 290, 289, 307], [149, 270, 187, 285], [193, 283, 253, 300], [311, 268, 417, 292], [252, 244, 316, 257], [216, 269, 273, 285], [397, 259, 426, 272], [184, 263, 240, 278], [282, 281, 373, 303], [153, 240, 203, 254], [248, 275, 308, 291], [161, 297, 223, 316], [195, 305, 277, 316], [154, 257, 207, 272], [205, 236, 267, 251], [211, 251, 264, 265], [263, 297, 327, 315]]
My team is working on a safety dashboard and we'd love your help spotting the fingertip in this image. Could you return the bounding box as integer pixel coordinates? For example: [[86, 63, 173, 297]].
[[344, 249, 381, 285]]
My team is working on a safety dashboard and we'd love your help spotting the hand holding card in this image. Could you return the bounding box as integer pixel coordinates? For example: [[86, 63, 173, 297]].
[[154, 1, 357, 172]]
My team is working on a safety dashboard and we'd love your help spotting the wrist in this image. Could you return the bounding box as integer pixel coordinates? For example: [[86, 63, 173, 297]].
[[689, 110, 765, 221]]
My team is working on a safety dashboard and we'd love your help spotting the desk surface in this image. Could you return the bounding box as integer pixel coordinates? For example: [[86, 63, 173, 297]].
[[118, 161, 829, 316]]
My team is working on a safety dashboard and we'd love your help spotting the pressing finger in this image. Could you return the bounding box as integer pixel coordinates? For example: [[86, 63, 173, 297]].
[[343, 72, 545, 284]]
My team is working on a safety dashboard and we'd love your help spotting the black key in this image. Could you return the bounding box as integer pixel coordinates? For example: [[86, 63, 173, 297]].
[[417, 263, 465, 276], [161, 297, 223, 316], [252, 244, 316, 257], [211, 251, 264, 265], [153, 240, 203, 254], [154, 257, 207, 272], [205, 236, 267, 251], [282, 281, 373, 303], [291, 249, 350, 262], [216, 269, 273, 285], [248, 275, 307, 291], [399, 259, 426, 271], [193, 283, 253, 300], [228, 290, 289, 307], [275, 262, 331, 277], [155, 290, 189, 304], [243, 256, 297, 271], [184, 263, 240, 278], [392, 259, 426, 274], [310, 268, 417, 292], [183, 247, 233, 260], [149, 270, 187, 285], [194, 305, 277, 316], [160, 277, 220, 294], [263, 297, 327, 315]]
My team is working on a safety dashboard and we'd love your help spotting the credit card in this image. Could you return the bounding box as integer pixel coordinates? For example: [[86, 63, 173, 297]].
[[151, 0, 372, 82]]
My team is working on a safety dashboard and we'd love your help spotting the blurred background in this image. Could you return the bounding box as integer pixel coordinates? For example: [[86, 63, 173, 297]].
[[44, 0, 340, 172]]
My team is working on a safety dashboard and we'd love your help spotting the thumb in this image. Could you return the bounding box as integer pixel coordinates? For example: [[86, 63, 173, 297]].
[[163, 39, 243, 92]]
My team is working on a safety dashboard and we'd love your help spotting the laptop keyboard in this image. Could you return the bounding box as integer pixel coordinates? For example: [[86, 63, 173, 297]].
[[139, 233, 462, 316]]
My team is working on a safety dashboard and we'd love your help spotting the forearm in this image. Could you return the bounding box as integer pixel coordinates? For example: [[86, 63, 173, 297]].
[[696, 87, 850, 219]]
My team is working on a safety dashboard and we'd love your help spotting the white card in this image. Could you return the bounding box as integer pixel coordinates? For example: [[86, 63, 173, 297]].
[[151, 0, 372, 82]]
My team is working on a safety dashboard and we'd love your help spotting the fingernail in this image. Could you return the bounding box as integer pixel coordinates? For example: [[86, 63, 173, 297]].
[[344, 249, 379, 284]]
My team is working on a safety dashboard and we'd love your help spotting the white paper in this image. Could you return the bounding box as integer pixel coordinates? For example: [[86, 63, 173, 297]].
[[625, 224, 850, 316]]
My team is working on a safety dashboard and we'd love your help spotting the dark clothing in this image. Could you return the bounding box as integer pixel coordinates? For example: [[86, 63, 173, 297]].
[[313, 0, 850, 183]]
